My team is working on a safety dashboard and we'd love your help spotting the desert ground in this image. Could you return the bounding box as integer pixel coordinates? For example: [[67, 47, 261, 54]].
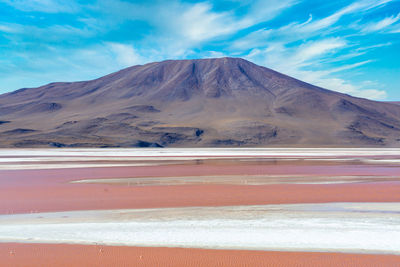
[[0, 148, 400, 266]]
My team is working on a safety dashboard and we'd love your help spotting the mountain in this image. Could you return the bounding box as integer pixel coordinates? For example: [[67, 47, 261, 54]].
[[0, 57, 400, 147]]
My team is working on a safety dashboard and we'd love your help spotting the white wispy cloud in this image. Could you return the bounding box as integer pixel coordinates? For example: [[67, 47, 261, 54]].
[[291, 38, 347, 66], [110, 0, 297, 60], [177, 3, 237, 42], [160, 0, 297, 49], [329, 60, 374, 73], [0, 0, 79, 13], [229, 0, 398, 100], [361, 13, 400, 32], [106, 43, 146, 67], [75, 0, 296, 60], [245, 38, 386, 100], [0, 24, 18, 33], [232, 0, 397, 50], [0, 22, 97, 43], [241, 0, 299, 25], [246, 38, 347, 73], [0, 42, 150, 92], [230, 28, 272, 50], [2, 0, 298, 67]]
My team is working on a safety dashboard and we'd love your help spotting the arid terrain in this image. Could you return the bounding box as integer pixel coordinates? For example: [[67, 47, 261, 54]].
[[1, 58, 400, 148], [0, 148, 400, 266]]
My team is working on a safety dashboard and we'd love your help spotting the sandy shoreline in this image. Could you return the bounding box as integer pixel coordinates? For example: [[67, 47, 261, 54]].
[[2, 243, 400, 267]]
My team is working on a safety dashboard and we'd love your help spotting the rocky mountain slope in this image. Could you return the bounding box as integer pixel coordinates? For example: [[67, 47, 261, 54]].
[[0, 57, 399, 147]]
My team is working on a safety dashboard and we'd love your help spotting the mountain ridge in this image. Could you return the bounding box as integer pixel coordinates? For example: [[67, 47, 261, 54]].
[[0, 57, 399, 147]]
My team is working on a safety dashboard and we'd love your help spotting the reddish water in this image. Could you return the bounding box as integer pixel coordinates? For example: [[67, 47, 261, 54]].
[[0, 161, 399, 214]]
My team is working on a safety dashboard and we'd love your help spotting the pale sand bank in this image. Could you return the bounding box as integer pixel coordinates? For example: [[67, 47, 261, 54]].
[[71, 174, 400, 186]]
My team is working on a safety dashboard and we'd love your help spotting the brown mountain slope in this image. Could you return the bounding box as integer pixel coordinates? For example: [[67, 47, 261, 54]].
[[0, 57, 399, 147]]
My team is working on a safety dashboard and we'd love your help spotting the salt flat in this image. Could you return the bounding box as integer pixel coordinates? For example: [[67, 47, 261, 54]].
[[1, 203, 400, 254]]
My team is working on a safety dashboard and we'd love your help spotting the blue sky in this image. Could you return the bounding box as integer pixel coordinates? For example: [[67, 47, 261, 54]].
[[0, 0, 399, 100]]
